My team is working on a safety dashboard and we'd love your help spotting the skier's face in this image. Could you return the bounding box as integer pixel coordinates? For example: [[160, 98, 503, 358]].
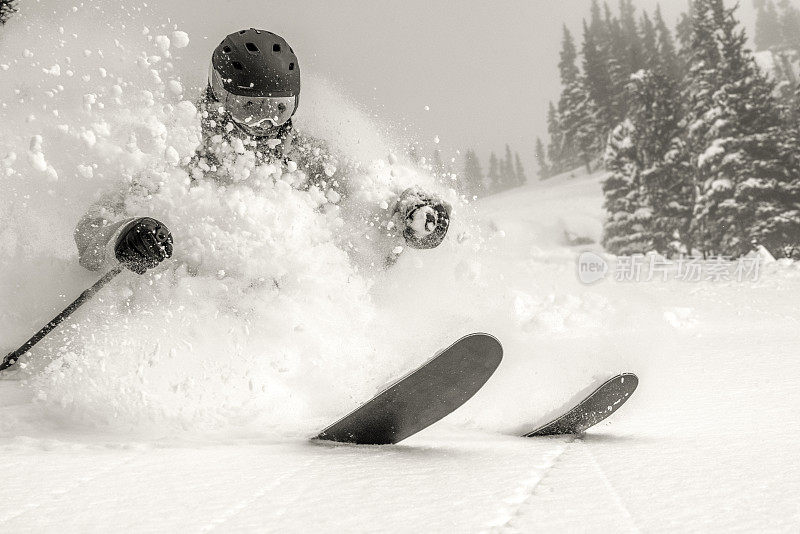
[[209, 65, 298, 138], [224, 94, 297, 131]]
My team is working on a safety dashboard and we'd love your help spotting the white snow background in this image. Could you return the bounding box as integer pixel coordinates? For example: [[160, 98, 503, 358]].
[[1, 1, 799, 532]]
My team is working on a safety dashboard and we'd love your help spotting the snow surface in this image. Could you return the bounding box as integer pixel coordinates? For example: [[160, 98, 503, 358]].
[[2, 1, 800, 532]]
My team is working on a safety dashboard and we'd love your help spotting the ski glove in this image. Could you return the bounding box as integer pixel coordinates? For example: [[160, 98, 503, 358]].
[[114, 217, 174, 275], [396, 187, 452, 250]]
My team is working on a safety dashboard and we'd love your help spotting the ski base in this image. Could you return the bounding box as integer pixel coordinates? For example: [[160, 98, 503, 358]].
[[524, 373, 638, 437], [314, 333, 502, 445]]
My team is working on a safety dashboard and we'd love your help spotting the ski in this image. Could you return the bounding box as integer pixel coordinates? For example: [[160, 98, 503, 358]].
[[314, 333, 502, 445], [523, 373, 638, 437]]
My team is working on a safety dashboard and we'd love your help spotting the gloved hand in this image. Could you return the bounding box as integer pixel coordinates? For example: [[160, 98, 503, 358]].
[[396, 188, 452, 250], [114, 217, 174, 274]]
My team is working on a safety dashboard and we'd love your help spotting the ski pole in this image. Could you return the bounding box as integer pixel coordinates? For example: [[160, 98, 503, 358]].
[[0, 264, 125, 372]]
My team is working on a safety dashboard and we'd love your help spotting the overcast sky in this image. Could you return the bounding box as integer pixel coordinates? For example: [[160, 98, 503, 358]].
[[176, 1, 764, 174]]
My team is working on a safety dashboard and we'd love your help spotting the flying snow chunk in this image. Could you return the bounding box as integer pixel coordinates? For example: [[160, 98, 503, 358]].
[[327, 189, 341, 204], [43, 64, 61, 76], [77, 164, 93, 178], [155, 35, 171, 53], [172, 31, 190, 49], [167, 80, 183, 95], [433, 135, 440, 144], [424, 105, 430, 111], [165, 146, 180, 166], [80, 129, 97, 147]]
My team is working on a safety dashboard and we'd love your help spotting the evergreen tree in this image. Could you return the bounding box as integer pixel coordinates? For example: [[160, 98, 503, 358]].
[[558, 24, 580, 84], [582, 18, 614, 150], [603, 3, 631, 124], [430, 149, 445, 177], [557, 26, 598, 173], [640, 12, 659, 68], [654, 5, 681, 81], [535, 137, 549, 180], [462, 149, 484, 197], [0, 0, 16, 24], [546, 101, 563, 173], [514, 152, 527, 186], [778, 0, 800, 51], [619, 0, 644, 74], [630, 70, 691, 255], [602, 120, 653, 254], [487, 152, 500, 193], [683, 0, 800, 257], [755, 0, 783, 51], [502, 144, 515, 190], [675, 2, 696, 74]]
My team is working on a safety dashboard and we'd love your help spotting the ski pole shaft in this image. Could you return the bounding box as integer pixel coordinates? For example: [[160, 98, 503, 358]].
[[0, 264, 124, 372]]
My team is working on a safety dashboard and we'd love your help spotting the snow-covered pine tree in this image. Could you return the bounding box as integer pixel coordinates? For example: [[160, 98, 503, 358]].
[[640, 12, 659, 68], [706, 1, 800, 257], [462, 149, 484, 198], [619, 0, 645, 75], [487, 152, 500, 194], [546, 102, 563, 174], [601, 119, 653, 255], [0, 0, 16, 25], [603, 4, 632, 126], [535, 137, 549, 180], [514, 152, 526, 186], [627, 69, 690, 256], [582, 18, 614, 155], [683, 0, 800, 258], [678, 0, 725, 256], [555, 26, 595, 172], [778, 0, 800, 52], [755, 0, 783, 51], [501, 144, 515, 191], [654, 5, 682, 82], [675, 2, 697, 79]]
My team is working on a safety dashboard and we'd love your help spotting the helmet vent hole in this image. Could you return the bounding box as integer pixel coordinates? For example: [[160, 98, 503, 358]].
[[289, 62, 295, 70], [239, 30, 246, 34], [245, 42, 259, 53], [273, 43, 281, 52], [232, 61, 244, 70], [223, 46, 232, 53]]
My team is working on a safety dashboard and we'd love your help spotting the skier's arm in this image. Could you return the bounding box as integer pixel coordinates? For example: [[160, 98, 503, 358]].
[[74, 205, 137, 271]]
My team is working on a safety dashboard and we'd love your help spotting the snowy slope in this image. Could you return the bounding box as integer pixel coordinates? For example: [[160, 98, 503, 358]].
[[2, 1, 800, 531], [2, 171, 799, 532]]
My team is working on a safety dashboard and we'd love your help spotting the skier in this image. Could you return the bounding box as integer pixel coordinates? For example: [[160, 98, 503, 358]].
[[74, 28, 452, 274]]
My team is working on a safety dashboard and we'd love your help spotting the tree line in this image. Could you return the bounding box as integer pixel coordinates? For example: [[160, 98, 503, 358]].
[[413, 145, 528, 198], [753, 0, 800, 117], [459, 146, 527, 198], [542, 0, 800, 260]]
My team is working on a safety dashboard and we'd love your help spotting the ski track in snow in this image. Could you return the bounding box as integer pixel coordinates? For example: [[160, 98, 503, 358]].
[[487, 439, 570, 533], [578, 440, 640, 533]]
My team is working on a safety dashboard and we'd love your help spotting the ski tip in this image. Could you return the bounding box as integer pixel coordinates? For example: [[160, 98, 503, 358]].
[[616, 372, 639, 390], [462, 332, 503, 369]]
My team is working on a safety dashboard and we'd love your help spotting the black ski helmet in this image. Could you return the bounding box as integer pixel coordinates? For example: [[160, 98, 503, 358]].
[[211, 29, 300, 99]]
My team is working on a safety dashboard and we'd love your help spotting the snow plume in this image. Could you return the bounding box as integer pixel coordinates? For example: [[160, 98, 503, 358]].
[[0, 1, 460, 436]]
